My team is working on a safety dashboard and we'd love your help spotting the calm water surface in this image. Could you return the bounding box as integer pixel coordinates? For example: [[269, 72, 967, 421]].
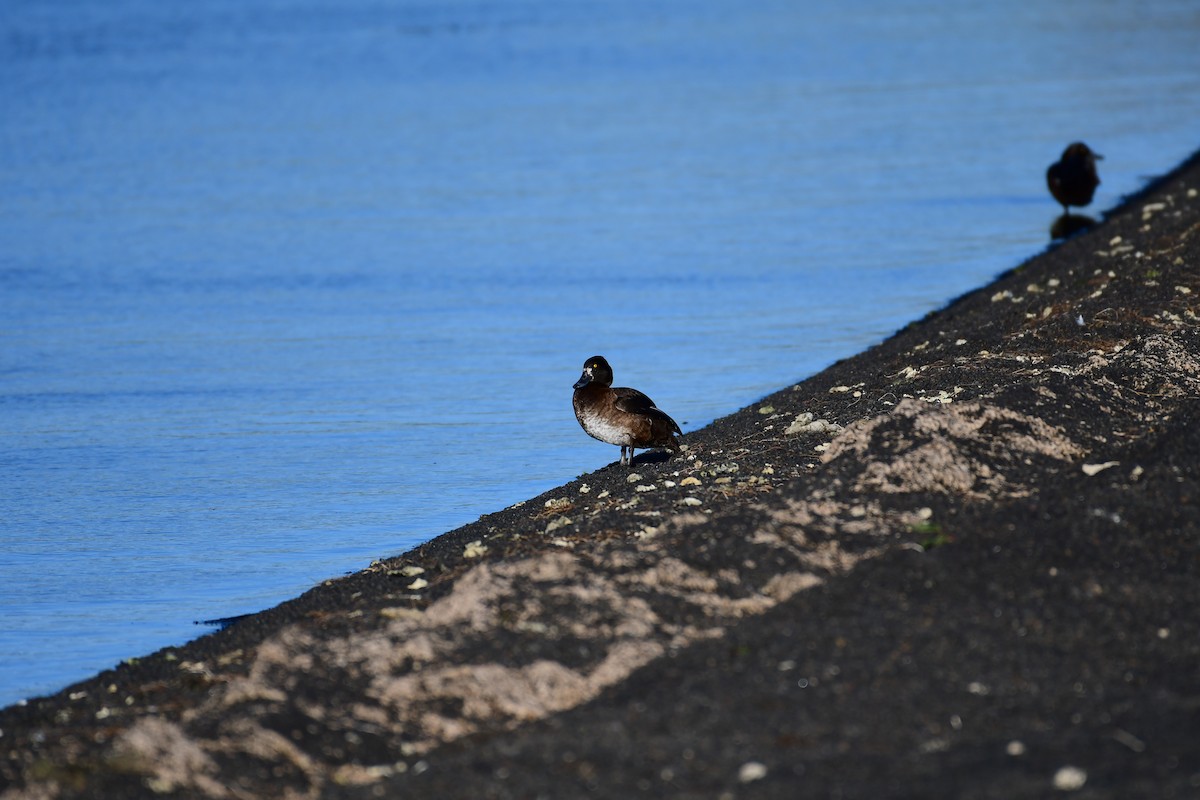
[[2, 0, 1198, 705]]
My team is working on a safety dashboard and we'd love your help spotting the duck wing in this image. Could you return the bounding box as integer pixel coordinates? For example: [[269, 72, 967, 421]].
[[613, 387, 683, 436]]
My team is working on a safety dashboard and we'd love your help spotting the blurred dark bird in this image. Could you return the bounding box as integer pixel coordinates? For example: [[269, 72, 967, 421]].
[[1046, 142, 1102, 214], [572, 355, 682, 466]]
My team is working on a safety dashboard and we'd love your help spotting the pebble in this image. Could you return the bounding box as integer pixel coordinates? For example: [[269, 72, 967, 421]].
[[545, 517, 573, 533], [738, 762, 768, 783], [1052, 766, 1087, 791], [627, 473, 644, 484]]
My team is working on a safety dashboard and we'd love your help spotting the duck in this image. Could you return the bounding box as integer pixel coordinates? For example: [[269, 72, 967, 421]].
[[1046, 142, 1102, 214], [572, 355, 682, 466]]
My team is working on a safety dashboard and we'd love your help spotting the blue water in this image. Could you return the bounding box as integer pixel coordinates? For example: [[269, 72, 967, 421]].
[[2, 0, 1198, 707]]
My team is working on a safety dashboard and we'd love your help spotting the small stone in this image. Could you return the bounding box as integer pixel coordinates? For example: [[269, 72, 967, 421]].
[[578, 484, 591, 494], [463, 540, 487, 559], [954, 338, 967, 345], [681, 497, 702, 506], [1081, 461, 1119, 476], [738, 762, 768, 783], [545, 516, 573, 533], [715, 476, 733, 485], [1053, 766, 1087, 791], [407, 578, 428, 590], [1006, 740, 1026, 756], [758, 405, 775, 415], [626, 473, 644, 484], [785, 413, 843, 436], [1176, 285, 1192, 295], [635, 484, 656, 493], [680, 476, 702, 486], [663, 480, 676, 488], [544, 497, 572, 511]]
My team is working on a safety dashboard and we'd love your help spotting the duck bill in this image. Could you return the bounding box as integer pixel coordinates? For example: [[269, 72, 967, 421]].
[[573, 372, 590, 389]]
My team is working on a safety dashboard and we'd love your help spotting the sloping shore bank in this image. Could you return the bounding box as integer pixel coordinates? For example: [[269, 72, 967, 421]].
[[4, 150, 1200, 799]]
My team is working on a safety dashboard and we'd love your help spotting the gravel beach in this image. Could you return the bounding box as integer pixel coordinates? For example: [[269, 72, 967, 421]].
[[3, 149, 1199, 799]]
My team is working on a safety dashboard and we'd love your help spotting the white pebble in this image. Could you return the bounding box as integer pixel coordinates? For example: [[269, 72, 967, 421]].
[[1053, 766, 1087, 791], [738, 762, 768, 783]]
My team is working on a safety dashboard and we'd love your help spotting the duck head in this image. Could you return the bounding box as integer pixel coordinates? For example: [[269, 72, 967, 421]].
[[574, 356, 614, 389]]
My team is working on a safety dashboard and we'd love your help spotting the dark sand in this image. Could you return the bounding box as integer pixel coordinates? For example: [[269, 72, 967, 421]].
[[3, 151, 1200, 799]]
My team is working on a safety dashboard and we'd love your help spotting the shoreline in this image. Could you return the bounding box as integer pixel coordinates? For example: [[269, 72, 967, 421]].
[[3, 148, 1200, 798]]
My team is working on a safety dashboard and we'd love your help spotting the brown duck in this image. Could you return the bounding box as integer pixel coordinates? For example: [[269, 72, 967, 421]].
[[572, 356, 682, 466]]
